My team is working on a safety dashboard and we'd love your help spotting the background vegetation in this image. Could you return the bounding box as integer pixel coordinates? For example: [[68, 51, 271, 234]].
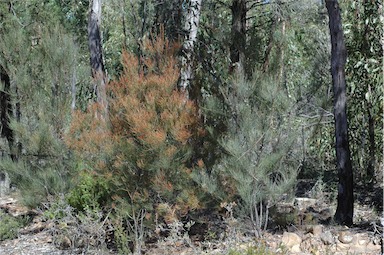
[[0, 0, 382, 253]]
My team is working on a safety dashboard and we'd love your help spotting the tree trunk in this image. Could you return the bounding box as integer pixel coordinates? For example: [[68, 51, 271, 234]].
[[88, 0, 107, 112], [326, 0, 354, 226], [71, 66, 77, 111], [229, 0, 246, 76], [179, 0, 202, 97], [0, 65, 13, 195], [154, 0, 183, 40], [0, 65, 15, 160]]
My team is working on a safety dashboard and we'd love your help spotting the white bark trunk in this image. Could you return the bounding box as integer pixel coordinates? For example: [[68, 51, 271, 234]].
[[88, 0, 107, 118], [180, 0, 202, 97], [92, 0, 102, 25]]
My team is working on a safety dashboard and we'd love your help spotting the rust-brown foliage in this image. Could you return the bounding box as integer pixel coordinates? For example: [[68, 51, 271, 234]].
[[65, 31, 202, 221]]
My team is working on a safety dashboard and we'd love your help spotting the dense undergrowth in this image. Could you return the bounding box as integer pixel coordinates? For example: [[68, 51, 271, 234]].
[[0, 7, 382, 252]]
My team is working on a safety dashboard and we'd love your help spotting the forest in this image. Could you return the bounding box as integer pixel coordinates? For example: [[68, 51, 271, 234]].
[[0, 0, 382, 254]]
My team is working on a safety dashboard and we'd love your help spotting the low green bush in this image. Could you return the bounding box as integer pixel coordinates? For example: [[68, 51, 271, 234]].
[[66, 170, 111, 212], [0, 211, 29, 241]]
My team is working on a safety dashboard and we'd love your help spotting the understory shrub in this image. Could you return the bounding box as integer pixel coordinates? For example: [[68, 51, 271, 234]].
[[0, 121, 74, 208], [194, 74, 300, 236], [0, 211, 30, 241], [65, 31, 204, 234], [0, 24, 84, 208], [43, 196, 109, 252], [66, 167, 111, 212]]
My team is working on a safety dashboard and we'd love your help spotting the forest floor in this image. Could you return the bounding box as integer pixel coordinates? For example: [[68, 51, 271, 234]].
[[0, 180, 383, 255]]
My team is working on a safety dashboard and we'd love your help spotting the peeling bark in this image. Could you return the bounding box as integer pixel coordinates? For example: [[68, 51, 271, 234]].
[[180, 0, 202, 97], [88, 0, 107, 113]]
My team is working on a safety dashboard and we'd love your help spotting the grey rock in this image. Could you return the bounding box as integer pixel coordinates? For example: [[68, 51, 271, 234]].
[[320, 230, 334, 245]]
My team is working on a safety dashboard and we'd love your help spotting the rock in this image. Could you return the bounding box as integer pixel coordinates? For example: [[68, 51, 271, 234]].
[[282, 232, 302, 248], [338, 231, 353, 244], [301, 237, 321, 255], [349, 244, 366, 253], [366, 241, 381, 252], [291, 244, 301, 253], [309, 225, 323, 236], [320, 230, 334, 245], [352, 232, 370, 245], [180, 248, 194, 255], [334, 252, 347, 255], [336, 242, 350, 252]]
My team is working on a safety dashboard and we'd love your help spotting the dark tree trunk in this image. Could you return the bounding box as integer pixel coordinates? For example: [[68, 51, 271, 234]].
[[120, 0, 128, 50], [154, 0, 183, 40], [14, 84, 21, 158], [326, 0, 354, 226], [0, 65, 15, 160], [230, 0, 246, 75], [88, 0, 107, 110]]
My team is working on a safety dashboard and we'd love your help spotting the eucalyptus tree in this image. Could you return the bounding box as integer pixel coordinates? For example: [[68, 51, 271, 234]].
[[88, 0, 107, 112], [180, 0, 202, 96], [326, 0, 354, 226]]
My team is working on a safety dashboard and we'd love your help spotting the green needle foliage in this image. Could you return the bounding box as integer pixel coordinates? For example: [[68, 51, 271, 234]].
[[194, 73, 299, 235], [0, 2, 87, 208]]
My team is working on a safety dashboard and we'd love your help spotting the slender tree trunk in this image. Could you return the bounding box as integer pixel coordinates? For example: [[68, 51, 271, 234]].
[[121, 0, 128, 50], [278, 20, 286, 83], [153, 0, 183, 40], [71, 66, 77, 111], [0, 65, 14, 160], [14, 82, 21, 158], [88, 0, 107, 112], [229, 0, 246, 76], [179, 0, 202, 97], [326, 0, 354, 226]]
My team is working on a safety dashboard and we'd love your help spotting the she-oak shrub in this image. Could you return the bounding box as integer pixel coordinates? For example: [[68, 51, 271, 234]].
[[194, 74, 299, 236], [66, 34, 203, 222]]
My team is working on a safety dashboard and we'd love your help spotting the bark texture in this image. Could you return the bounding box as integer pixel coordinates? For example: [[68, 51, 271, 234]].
[[326, 0, 354, 226], [230, 0, 246, 75], [88, 0, 107, 110], [180, 0, 202, 97], [0, 65, 15, 159]]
